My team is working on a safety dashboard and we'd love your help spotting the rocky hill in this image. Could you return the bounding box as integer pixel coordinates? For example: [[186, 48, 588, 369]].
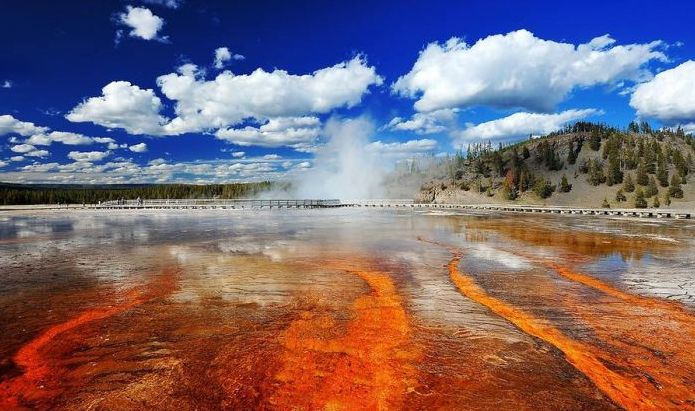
[[416, 122, 695, 209]]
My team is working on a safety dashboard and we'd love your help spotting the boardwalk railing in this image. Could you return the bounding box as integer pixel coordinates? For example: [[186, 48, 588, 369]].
[[91, 199, 691, 219], [96, 198, 341, 209]]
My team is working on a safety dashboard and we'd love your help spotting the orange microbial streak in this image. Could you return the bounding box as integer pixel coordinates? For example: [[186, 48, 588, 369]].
[[444, 252, 663, 410], [0, 267, 180, 409], [272, 264, 420, 410]]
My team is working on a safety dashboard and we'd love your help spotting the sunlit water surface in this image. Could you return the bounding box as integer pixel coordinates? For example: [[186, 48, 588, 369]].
[[0, 209, 694, 410]]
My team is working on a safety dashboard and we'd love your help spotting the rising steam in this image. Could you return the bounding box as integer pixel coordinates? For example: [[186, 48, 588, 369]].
[[295, 117, 385, 200]]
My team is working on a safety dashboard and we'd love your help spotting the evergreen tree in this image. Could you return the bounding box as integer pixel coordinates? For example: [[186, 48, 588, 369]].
[[664, 191, 672, 206], [606, 152, 623, 186], [634, 188, 648, 208], [589, 131, 601, 151], [533, 177, 554, 199], [652, 195, 660, 208], [558, 174, 572, 193], [522, 146, 530, 159], [602, 198, 611, 208], [567, 140, 577, 164], [668, 174, 684, 198], [646, 176, 659, 197], [587, 159, 606, 186], [623, 173, 635, 192], [636, 161, 649, 186], [656, 153, 669, 187], [615, 189, 627, 202]]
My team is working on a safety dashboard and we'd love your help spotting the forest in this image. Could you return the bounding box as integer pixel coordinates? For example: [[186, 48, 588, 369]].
[[0, 182, 273, 205]]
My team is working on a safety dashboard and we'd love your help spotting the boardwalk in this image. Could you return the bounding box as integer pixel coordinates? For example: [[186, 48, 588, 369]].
[[91, 199, 693, 220]]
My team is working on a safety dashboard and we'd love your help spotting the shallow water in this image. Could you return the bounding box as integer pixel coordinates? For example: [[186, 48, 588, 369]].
[[0, 209, 694, 410]]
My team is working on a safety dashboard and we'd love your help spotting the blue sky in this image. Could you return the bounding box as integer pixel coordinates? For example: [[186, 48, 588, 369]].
[[1, 0, 695, 184]]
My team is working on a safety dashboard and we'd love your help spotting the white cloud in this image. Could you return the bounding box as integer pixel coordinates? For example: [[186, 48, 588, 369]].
[[12, 144, 50, 158], [11, 144, 38, 154], [158, 56, 382, 134], [0, 160, 7, 168], [142, 0, 181, 9], [231, 151, 245, 158], [68, 150, 111, 162], [65, 56, 381, 138], [26, 131, 95, 146], [1, 81, 11, 89], [367, 139, 438, 156], [263, 154, 282, 160], [385, 108, 457, 134], [214, 47, 245, 69], [129, 142, 148, 152], [118, 6, 166, 41], [453, 109, 600, 143], [394, 30, 666, 113], [216, 116, 321, 150], [0, 115, 49, 136], [26, 150, 49, 158], [10, 156, 24, 162], [66, 81, 168, 135], [630, 60, 695, 125]]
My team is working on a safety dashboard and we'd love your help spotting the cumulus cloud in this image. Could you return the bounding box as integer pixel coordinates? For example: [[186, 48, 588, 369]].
[[11, 144, 38, 154], [10, 156, 25, 162], [117, 6, 167, 41], [129, 142, 148, 152], [630, 61, 695, 125], [216, 116, 321, 150], [0, 115, 49, 136], [68, 150, 111, 162], [0, 160, 7, 168], [385, 108, 457, 134], [66, 81, 168, 135], [11, 144, 50, 158], [453, 109, 600, 143], [231, 151, 245, 158], [66, 56, 381, 138], [214, 47, 244, 69], [367, 138, 438, 155], [26, 131, 101, 146], [1, 80, 11, 89], [158, 56, 382, 135], [394, 30, 666, 113]]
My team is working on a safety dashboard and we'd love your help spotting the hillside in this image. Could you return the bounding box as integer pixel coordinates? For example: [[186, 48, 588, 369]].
[[416, 122, 695, 209]]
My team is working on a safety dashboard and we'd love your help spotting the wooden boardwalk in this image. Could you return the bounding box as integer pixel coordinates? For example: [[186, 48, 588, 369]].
[[92, 199, 692, 219]]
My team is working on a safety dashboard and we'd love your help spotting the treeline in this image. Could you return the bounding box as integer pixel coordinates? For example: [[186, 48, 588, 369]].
[[0, 182, 273, 205]]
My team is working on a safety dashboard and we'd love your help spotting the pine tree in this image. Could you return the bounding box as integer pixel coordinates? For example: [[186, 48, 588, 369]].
[[623, 173, 635, 192], [522, 146, 530, 159], [634, 188, 648, 208], [646, 176, 659, 197], [615, 189, 627, 202], [602, 198, 610, 208], [558, 174, 572, 193], [589, 131, 601, 151], [636, 161, 649, 186], [656, 153, 669, 187], [587, 159, 606, 186], [567, 140, 577, 165], [664, 191, 672, 206], [668, 174, 684, 198], [606, 152, 623, 186], [653, 195, 660, 208]]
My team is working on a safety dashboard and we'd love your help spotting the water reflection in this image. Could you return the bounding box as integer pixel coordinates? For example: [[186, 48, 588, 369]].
[[0, 209, 693, 409]]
